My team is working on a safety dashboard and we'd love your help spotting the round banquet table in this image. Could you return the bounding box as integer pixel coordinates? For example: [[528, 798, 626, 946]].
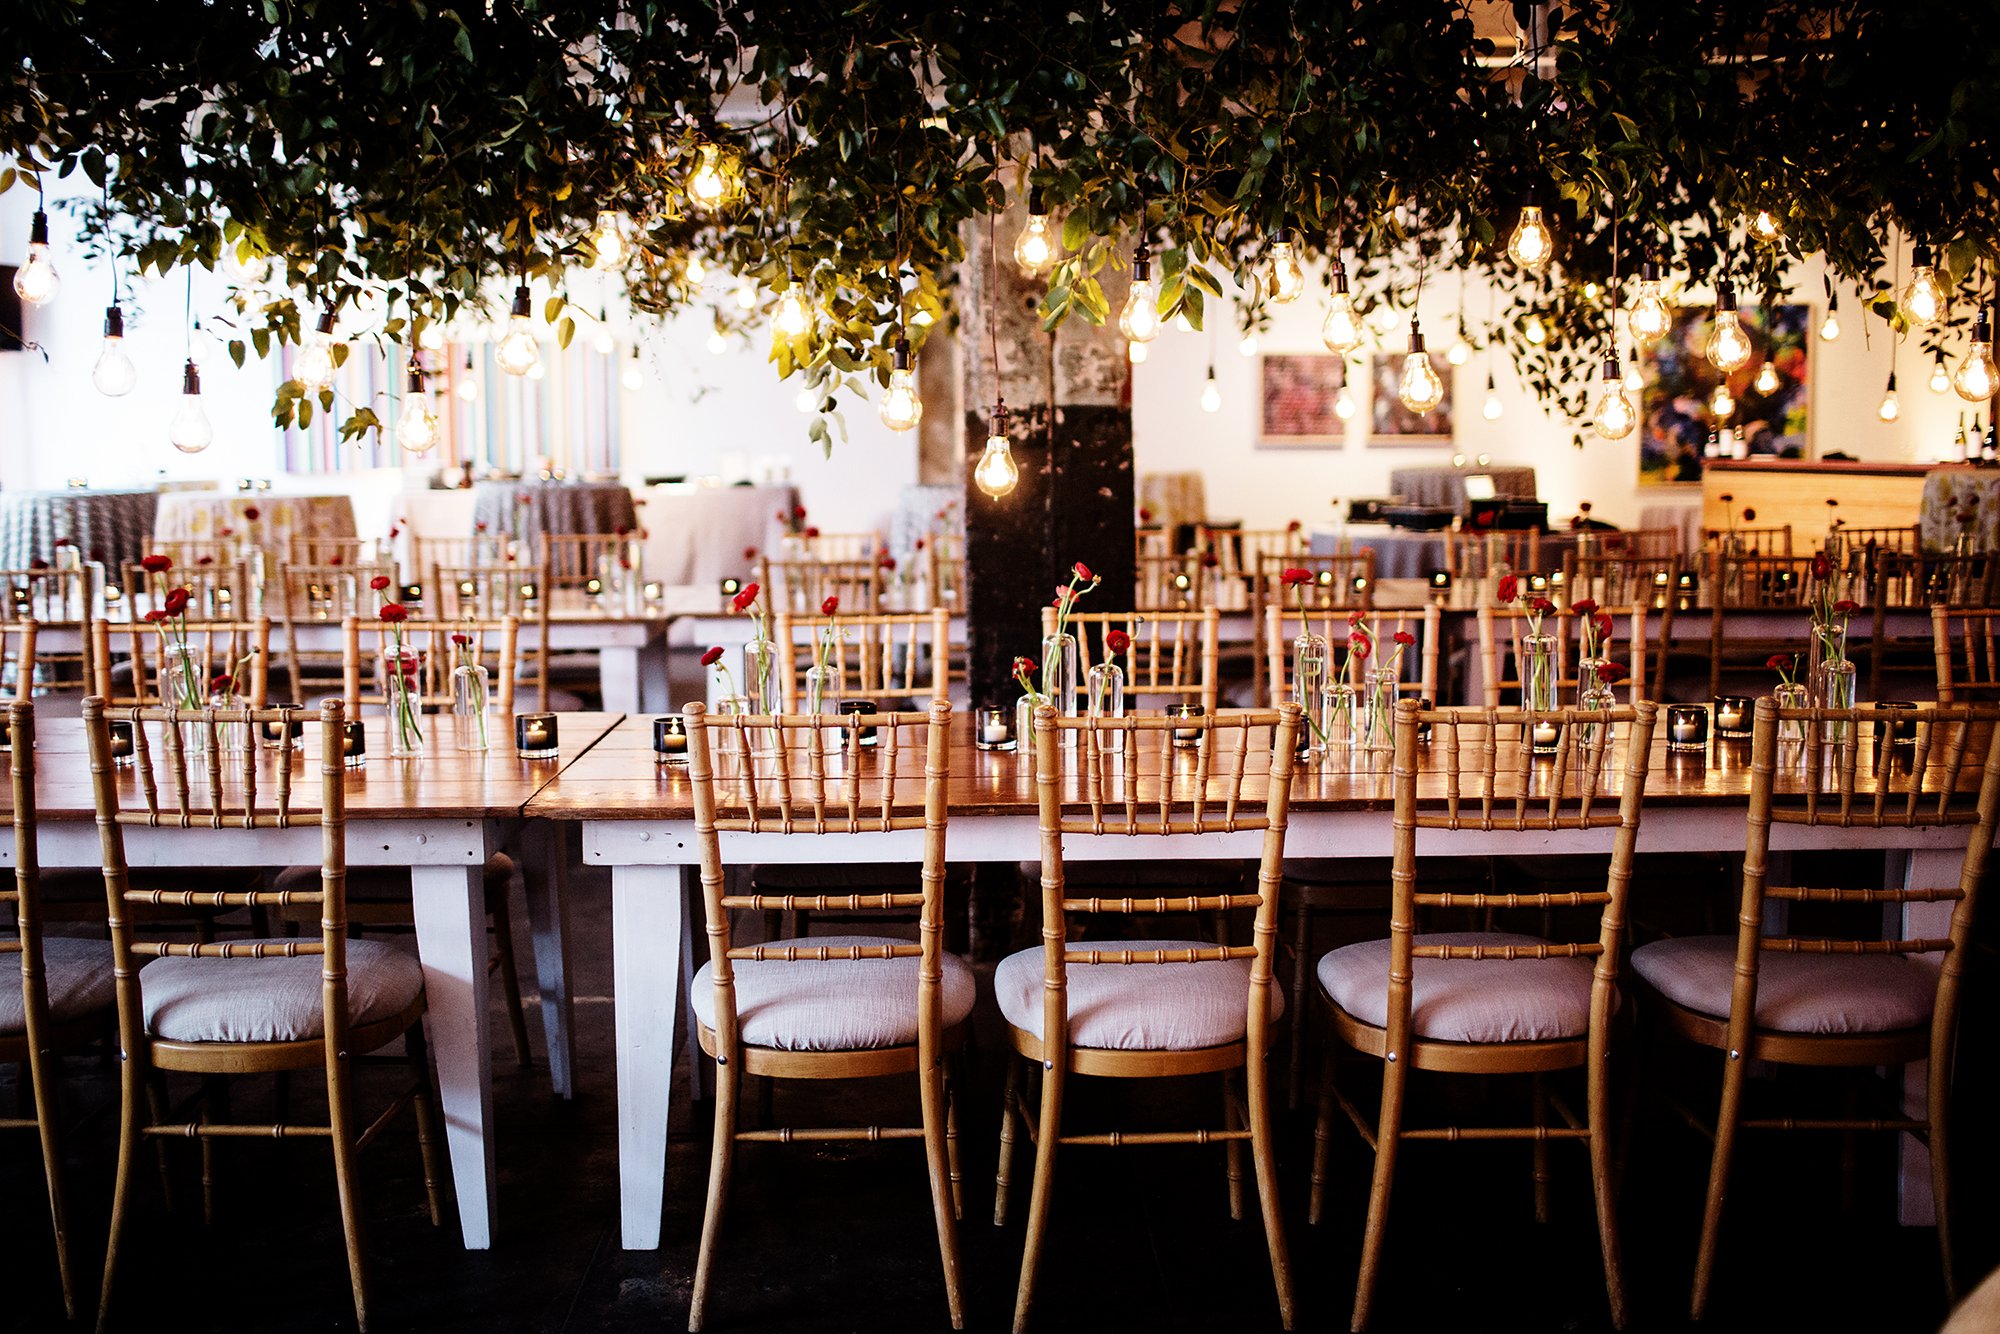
[[471, 480, 637, 548], [1316, 526, 1450, 578], [637, 482, 799, 585], [1919, 466, 2000, 554], [152, 491, 357, 552], [0, 488, 159, 572], [1388, 463, 1538, 511]]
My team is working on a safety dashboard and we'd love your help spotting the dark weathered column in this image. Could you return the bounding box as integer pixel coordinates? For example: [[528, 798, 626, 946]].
[[960, 206, 1135, 707]]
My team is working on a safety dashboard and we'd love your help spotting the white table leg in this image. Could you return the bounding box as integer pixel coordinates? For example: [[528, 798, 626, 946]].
[[678, 868, 708, 1103], [614, 863, 684, 1250], [411, 862, 497, 1249], [599, 647, 641, 713], [637, 634, 671, 712], [524, 821, 578, 1099], [1898, 847, 1961, 1226]]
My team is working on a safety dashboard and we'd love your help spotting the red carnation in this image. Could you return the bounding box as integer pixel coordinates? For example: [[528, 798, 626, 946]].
[[518, 494, 533, 507], [1475, 510, 1497, 527], [1107, 629, 1131, 654], [370, 575, 392, 591], [378, 602, 409, 623], [451, 633, 472, 646], [162, 587, 191, 616], [328, 554, 343, 566], [820, 595, 840, 616], [218, 527, 234, 538], [475, 520, 489, 532], [1496, 574, 1520, 603], [914, 537, 927, 551], [1200, 551, 1219, 568], [1280, 567, 1312, 587], [1013, 655, 1037, 676], [615, 525, 632, 537], [1287, 519, 1302, 532], [243, 506, 261, 521], [29, 558, 48, 570], [793, 504, 808, 520], [1766, 653, 1793, 671], [1532, 597, 1556, 615], [210, 672, 232, 692], [804, 525, 820, 539], [141, 554, 172, 574], [1810, 553, 1832, 580], [1393, 630, 1415, 647], [879, 556, 897, 573], [1571, 598, 1599, 616], [1139, 507, 1154, 523], [1593, 611, 1614, 639], [1596, 661, 1630, 683], [731, 582, 761, 613], [1073, 561, 1094, 581], [701, 646, 725, 667], [143, 609, 167, 623], [53, 536, 73, 548], [1833, 598, 1860, 614], [1351, 631, 1373, 661], [1743, 507, 1757, 522]]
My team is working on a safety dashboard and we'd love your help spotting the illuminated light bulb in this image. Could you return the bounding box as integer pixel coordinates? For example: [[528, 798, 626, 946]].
[[1929, 350, 1952, 394], [1445, 322, 1473, 366], [1954, 311, 1998, 401], [589, 211, 626, 271], [223, 243, 270, 287], [1751, 210, 1782, 242], [1506, 202, 1553, 272], [455, 351, 479, 402], [1629, 255, 1670, 341], [1118, 248, 1161, 343], [1819, 291, 1841, 342], [169, 360, 213, 454], [1172, 310, 1195, 334], [774, 285, 814, 338], [1014, 189, 1056, 277], [592, 327, 616, 356], [706, 330, 728, 355], [295, 306, 341, 390], [1710, 382, 1736, 419], [1200, 368, 1222, 413], [1900, 245, 1945, 327], [1582, 282, 1601, 302], [1267, 229, 1306, 304], [1320, 261, 1363, 355], [1755, 359, 1782, 395], [733, 280, 758, 311], [1705, 280, 1752, 372], [1397, 318, 1444, 414], [526, 361, 546, 382], [1238, 333, 1259, 358], [975, 403, 1021, 498], [621, 348, 645, 392], [1371, 303, 1405, 336], [684, 253, 707, 286], [1877, 371, 1900, 422], [1590, 358, 1638, 439], [13, 209, 60, 305], [495, 285, 540, 376], [1623, 355, 1644, 392], [685, 142, 742, 213], [794, 386, 818, 415], [910, 308, 934, 328], [878, 337, 923, 432], [1482, 371, 1504, 420], [1127, 339, 1149, 364], [1334, 383, 1356, 421], [1523, 313, 1547, 346], [396, 361, 439, 453], [92, 305, 137, 397], [418, 320, 447, 351]]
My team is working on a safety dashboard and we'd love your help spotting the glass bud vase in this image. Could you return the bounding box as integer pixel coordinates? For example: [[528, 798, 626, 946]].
[[383, 647, 424, 757], [1360, 665, 1398, 756], [1292, 632, 1329, 754], [1319, 681, 1356, 758], [1774, 681, 1812, 753], [1017, 691, 1049, 756], [1520, 632, 1560, 754], [208, 692, 248, 754], [741, 638, 782, 755], [1576, 682, 1618, 765], [1086, 662, 1126, 750], [452, 663, 492, 752], [1041, 633, 1079, 747], [161, 642, 206, 713], [1813, 658, 1858, 749], [804, 663, 842, 753]]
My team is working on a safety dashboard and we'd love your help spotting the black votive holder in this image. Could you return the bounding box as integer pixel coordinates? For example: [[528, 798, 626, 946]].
[[1427, 569, 1451, 595], [975, 705, 1016, 752], [342, 720, 367, 768], [259, 712, 305, 750], [108, 720, 136, 766], [516, 712, 559, 760], [1169, 703, 1205, 749], [401, 582, 424, 605], [585, 577, 605, 598], [1667, 704, 1710, 754], [719, 576, 743, 600], [1712, 695, 1752, 739], [1873, 701, 1918, 749], [652, 714, 689, 765], [1414, 697, 1434, 744], [838, 700, 879, 747]]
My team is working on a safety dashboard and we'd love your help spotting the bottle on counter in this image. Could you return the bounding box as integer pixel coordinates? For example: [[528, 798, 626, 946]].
[[1983, 415, 1997, 465], [1955, 411, 1970, 464]]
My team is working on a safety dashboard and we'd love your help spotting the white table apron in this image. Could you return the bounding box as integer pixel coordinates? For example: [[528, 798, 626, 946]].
[[578, 807, 1976, 1249], [0, 814, 548, 1252]]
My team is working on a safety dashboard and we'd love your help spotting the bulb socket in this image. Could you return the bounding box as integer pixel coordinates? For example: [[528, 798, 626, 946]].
[[1132, 252, 1152, 282], [1027, 186, 1047, 218], [991, 398, 1009, 432], [28, 210, 49, 245], [1331, 261, 1349, 294], [1714, 279, 1737, 313], [1272, 227, 1293, 245], [1886, 370, 1899, 392], [891, 336, 912, 371], [104, 305, 125, 338], [1976, 311, 1992, 342], [1602, 357, 1621, 381], [405, 360, 427, 393], [510, 284, 532, 319], [315, 306, 337, 336], [1912, 243, 1934, 268], [1407, 319, 1425, 354], [1640, 257, 1659, 282], [182, 359, 202, 396]]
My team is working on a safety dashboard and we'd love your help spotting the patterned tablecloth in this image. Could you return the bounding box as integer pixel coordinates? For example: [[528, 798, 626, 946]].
[[1388, 464, 1538, 512], [637, 482, 800, 585], [0, 489, 159, 571], [1316, 527, 1450, 579], [472, 480, 637, 549], [152, 492, 357, 552], [1919, 466, 2000, 554], [1138, 471, 1207, 532]]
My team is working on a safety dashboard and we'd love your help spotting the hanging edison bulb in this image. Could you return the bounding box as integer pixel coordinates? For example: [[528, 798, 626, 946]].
[[495, 285, 540, 376], [622, 347, 646, 391], [1900, 245, 1945, 327], [455, 351, 479, 402], [684, 141, 745, 213], [1819, 289, 1841, 341], [169, 360, 213, 454], [1445, 320, 1473, 366], [1523, 313, 1548, 346], [1014, 188, 1056, 277], [1705, 281, 1753, 371], [706, 330, 728, 355], [1629, 254, 1671, 342], [1929, 349, 1952, 394], [588, 211, 627, 271], [1320, 260, 1363, 355], [396, 360, 440, 453], [878, 336, 923, 432], [1118, 247, 1161, 343], [13, 209, 60, 305], [1266, 228, 1306, 304], [1238, 332, 1260, 358], [1397, 318, 1445, 414], [794, 386, 818, 415], [1590, 357, 1638, 439], [295, 306, 341, 390], [774, 282, 814, 338], [1622, 350, 1645, 392], [1754, 359, 1782, 395], [1877, 371, 1901, 422], [733, 279, 758, 311], [1955, 311, 1998, 401], [974, 402, 1020, 499], [1127, 339, 1149, 364], [92, 305, 137, 397], [1200, 368, 1222, 413], [1751, 210, 1782, 242], [526, 361, 546, 382], [1506, 201, 1553, 272], [1482, 370, 1504, 420], [1710, 382, 1736, 419], [419, 320, 447, 351], [592, 309, 616, 356], [1334, 380, 1357, 421]]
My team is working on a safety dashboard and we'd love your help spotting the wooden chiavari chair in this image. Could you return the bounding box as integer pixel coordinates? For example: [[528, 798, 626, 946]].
[[1134, 525, 1175, 561], [0, 566, 98, 704], [1914, 548, 2000, 607], [91, 617, 272, 710], [432, 564, 551, 709], [85, 697, 445, 1332], [1701, 552, 1824, 698], [287, 535, 382, 567], [1135, 551, 1203, 610], [1310, 700, 1659, 1331], [1446, 528, 1542, 579], [1, 703, 113, 1320], [1631, 701, 2000, 1317], [995, 703, 1304, 1331], [0, 618, 36, 702], [1056, 607, 1221, 713], [1475, 604, 1578, 708], [1933, 607, 2000, 702], [925, 532, 965, 609], [1263, 604, 1440, 708], [1562, 550, 1682, 608], [274, 560, 395, 700], [682, 700, 967, 1330], [1704, 523, 1794, 557], [123, 558, 247, 622], [1199, 525, 1306, 608], [1572, 527, 1682, 561], [410, 534, 512, 591], [757, 554, 884, 616], [539, 533, 643, 604], [146, 538, 241, 571], [773, 607, 951, 711], [803, 530, 881, 562], [1250, 552, 1377, 707]]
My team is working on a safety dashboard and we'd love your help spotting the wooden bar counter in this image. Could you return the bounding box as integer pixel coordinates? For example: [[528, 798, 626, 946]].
[[1701, 457, 1932, 537]]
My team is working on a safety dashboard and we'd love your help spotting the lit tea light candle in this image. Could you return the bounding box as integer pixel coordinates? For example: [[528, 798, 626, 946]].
[[342, 720, 367, 768], [1414, 697, 1434, 744], [1531, 718, 1561, 752], [458, 578, 477, 598], [401, 582, 424, 605], [975, 705, 1016, 752], [642, 581, 663, 603], [1667, 704, 1709, 753], [108, 719, 136, 766], [518, 582, 539, 603], [1351, 575, 1370, 596], [515, 712, 559, 759], [1169, 703, 1205, 748], [1428, 569, 1451, 591], [1172, 572, 1193, 594], [652, 714, 689, 765], [1712, 696, 1750, 738], [1528, 574, 1549, 593], [259, 712, 305, 750], [1873, 700, 1918, 749], [719, 576, 743, 599], [838, 700, 879, 747], [585, 577, 604, 597], [66, 477, 88, 489], [104, 584, 123, 607]]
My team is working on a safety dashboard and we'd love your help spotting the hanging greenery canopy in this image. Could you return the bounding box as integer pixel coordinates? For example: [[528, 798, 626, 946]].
[[5, 0, 1998, 445]]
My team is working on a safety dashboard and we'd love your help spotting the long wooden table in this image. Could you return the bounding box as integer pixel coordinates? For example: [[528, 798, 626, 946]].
[[525, 713, 1982, 1248]]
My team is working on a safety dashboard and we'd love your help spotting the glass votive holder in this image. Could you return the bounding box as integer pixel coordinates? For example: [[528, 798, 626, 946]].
[[1427, 569, 1451, 595], [1667, 704, 1710, 753], [515, 712, 559, 760], [342, 720, 367, 768], [259, 712, 305, 750], [108, 719, 136, 766], [1169, 703, 1205, 749], [1873, 700, 1918, 749], [585, 577, 605, 598], [838, 700, 879, 747], [975, 705, 1016, 752], [1414, 697, 1434, 744], [1528, 573, 1549, 593], [518, 581, 539, 604], [719, 576, 743, 600], [400, 582, 424, 606], [652, 714, 689, 765], [642, 581, 663, 604], [1712, 695, 1752, 739]]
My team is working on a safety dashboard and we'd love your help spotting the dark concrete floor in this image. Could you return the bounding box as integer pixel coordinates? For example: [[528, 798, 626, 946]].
[[4, 858, 1995, 1334]]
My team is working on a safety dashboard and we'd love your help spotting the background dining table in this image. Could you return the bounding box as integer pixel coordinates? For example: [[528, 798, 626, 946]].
[[0, 487, 159, 571]]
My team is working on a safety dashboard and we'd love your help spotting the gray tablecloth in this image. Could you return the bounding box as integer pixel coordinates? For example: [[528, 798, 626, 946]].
[[472, 480, 638, 547], [637, 482, 800, 585], [1388, 465, 1538, 512], [0, 489, 157, 571], [1313, 527, 1449, 578]]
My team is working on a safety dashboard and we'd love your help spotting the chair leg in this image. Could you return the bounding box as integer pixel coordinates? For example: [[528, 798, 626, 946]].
[[994, 1055, 1021, 1227], [1588, 1039, 1627, 1330], [145, 1074, 175, 1213], [25, 1027, 78, 1320], [688, 1055, 740, 1333], [406, 1020, 447, 1227], [1929, 1054, 1958, 1302], [1531, 1072, 1552, 1225], [945, 1055, 965, 1222], [1839, 1075, 1860, 1216], [918, 1042, 966, 1329], [1352, 1052, 1409, 1333], [1308, 1033, 1339, 1226], [1224, 1071, 1246, 1222], [487, 881, 532, 1070], [1011, 1055, 1066, 1334], [1246, 1052, 1296, 1330], [1690, 1047, 1749, 1322], [1287, 902, 1312, 1110], [327, 1046, 372, 1333], [95, 1058, 147, 1334]]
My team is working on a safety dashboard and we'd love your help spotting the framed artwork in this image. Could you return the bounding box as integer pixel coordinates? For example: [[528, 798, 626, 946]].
[[1637, 302, 1811, 487], [1258, 353, 1348, 446], [1368, 353, 1453, 443]]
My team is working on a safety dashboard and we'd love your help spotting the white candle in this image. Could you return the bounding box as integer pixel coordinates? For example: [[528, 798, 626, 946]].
[[1716, 706, 1744, 731], [1673, 719, 1699, 743], [983, 716, 1011, 744], [1532, 721, 1560, 746]]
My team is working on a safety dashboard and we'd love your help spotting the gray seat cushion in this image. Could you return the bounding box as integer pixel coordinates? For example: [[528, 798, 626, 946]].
[[994, 938, 1283, 1051], [143, 938, 425, 1043], [0, 936, 116, 1034], [1631, 935, 1937, 1035], [273, 853, 515, 900], [1318, 931, 1596, 1043], [690, 934, 975, 1052]]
